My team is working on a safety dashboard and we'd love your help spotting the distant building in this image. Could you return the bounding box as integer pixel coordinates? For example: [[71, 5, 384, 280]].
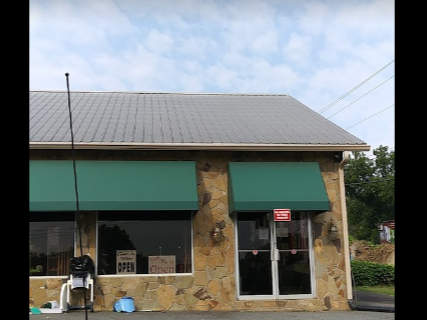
[[379, 220, 395, 244]]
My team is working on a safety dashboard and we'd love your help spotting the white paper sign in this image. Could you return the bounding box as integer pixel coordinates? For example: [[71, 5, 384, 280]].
[[116, 250, 137, 274], [148, 255, 176, 274], [277, 227, 289, 237]]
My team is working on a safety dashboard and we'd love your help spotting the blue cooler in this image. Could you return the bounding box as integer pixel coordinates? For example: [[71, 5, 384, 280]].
[[114, 296, 135, 312]]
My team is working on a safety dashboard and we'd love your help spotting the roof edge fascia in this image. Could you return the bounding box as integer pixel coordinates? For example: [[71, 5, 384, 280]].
[[29, 142, 371, 152]]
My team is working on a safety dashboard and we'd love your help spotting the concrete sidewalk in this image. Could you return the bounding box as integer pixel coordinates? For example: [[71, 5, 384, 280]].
[[29, 310, 395, 320], [30, 291, 394, 319]]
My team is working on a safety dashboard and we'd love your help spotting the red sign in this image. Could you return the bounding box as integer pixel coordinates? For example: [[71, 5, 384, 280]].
[[274, 209, 291, 221]]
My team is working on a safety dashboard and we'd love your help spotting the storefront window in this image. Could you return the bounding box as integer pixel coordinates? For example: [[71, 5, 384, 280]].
[[29, 212, 75, 277], [97, 211, 193, 275]]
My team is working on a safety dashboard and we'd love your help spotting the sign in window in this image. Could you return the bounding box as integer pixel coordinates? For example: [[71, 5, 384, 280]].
[[116, 250, 137, 274], [148, 255, 176, 274]]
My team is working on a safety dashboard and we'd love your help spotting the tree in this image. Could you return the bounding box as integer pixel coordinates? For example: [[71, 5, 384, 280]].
[[97, 224, 136, 274], [344, 145, 395, 243]]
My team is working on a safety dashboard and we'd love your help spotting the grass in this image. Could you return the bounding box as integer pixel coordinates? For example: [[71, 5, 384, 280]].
[[356, 285, 395, 297]]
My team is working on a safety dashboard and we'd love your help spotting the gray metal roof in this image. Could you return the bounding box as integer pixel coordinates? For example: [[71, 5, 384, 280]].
[[29, 90, 369, 151]]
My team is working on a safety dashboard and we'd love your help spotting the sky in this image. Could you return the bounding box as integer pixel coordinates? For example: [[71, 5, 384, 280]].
[[29, 0, 395, 156]]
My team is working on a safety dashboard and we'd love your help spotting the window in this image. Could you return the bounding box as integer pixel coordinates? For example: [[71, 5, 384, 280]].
[[97, 211, 193, 275], [29, 212, 75, 277]]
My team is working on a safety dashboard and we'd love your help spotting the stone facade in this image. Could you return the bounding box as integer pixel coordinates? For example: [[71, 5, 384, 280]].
[[29, 149, 350, 312]]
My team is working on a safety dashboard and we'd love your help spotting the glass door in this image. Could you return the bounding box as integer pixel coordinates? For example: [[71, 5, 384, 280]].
[[275, 212, 313, 297], [237, 211, 314, 299], [237, 212, 272, 296]]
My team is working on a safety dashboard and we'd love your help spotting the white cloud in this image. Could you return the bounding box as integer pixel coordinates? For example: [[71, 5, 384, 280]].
[[30, 0, 395, 152], [250, 32, 279, 55], [177, 37, 218, 59], [144, 30, 175, 54], [206, 65, 239, 89], [283, 33, 313, 65], [30, 0, 135, 47]]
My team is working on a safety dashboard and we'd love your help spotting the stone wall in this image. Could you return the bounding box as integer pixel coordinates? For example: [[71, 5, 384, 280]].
[[29, 150, 350, 311]]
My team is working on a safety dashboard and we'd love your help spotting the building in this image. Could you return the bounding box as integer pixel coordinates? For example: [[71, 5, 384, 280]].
[[29, 90, 370, 312], [379, 220, 395, 244]]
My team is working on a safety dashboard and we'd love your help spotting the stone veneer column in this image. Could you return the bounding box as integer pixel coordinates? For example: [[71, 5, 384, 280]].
[[313, 161, 350, 311], [192, 155, 236, 310], [67, 212, 98, 308]]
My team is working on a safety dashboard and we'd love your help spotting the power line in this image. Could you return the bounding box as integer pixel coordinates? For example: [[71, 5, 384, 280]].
[[346, 104, 394, 129], [318, 59, 394, 114], [327, 75, 394, 119]]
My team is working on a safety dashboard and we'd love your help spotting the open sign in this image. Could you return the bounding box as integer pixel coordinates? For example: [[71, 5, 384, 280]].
[[148, 256, 176, 274], [116, 250, 136, 274]]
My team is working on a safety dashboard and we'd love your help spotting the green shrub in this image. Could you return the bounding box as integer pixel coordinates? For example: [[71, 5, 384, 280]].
[[351, 260, 394, 286]]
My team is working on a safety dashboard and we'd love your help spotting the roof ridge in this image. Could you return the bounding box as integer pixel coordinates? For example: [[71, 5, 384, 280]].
[[29, 90, 289, 96]]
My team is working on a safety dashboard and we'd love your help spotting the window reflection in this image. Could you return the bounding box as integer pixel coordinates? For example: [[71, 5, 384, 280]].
[[29, 212, 75, 277], [97, 211, 193, 275]]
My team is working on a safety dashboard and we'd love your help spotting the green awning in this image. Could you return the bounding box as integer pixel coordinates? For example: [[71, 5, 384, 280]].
[[228, 162, 330, 212], [30, 160, 199, 211]]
